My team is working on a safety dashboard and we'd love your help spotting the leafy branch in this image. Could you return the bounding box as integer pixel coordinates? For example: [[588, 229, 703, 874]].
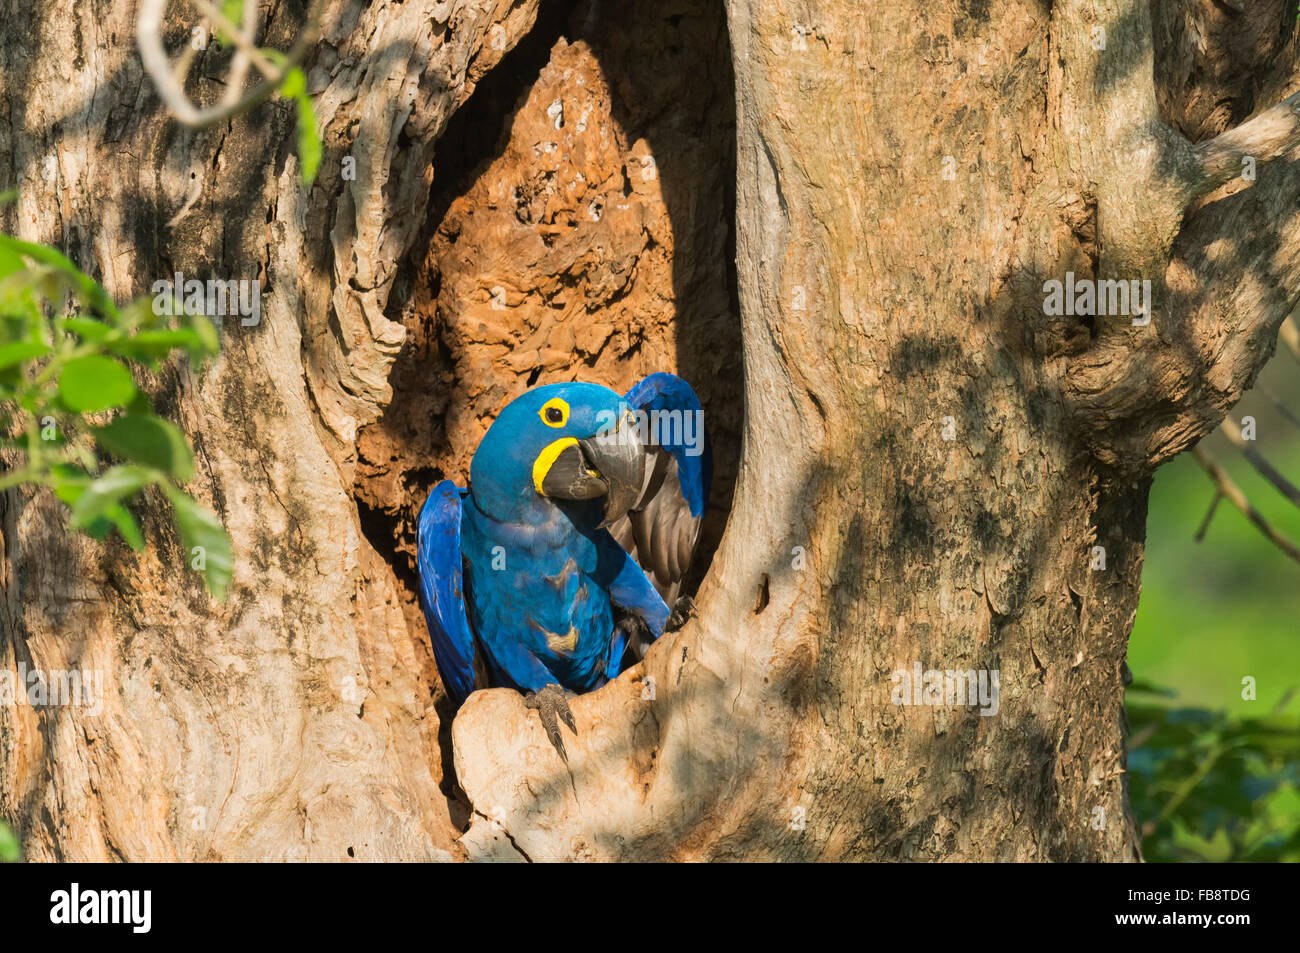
[[137, 0, 323, 184], [0, 214, 233, 598], [1128, 683, 1300, 862]]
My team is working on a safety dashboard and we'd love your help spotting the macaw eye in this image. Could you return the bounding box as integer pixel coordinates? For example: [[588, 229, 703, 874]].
[[540, 397, 569, 428]]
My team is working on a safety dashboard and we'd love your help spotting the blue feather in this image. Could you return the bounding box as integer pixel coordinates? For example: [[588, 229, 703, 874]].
[[625, 372, 712, 517], [416, 481, 479, 704]]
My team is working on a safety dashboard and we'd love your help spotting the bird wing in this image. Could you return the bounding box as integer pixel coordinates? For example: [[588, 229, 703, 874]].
[[417, 480, 479, 704], [608, 372, 713, 604]]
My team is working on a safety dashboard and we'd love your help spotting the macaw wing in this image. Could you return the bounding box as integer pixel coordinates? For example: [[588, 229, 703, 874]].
[[417, 480, 479, 704], [609, 372, 713, 604]]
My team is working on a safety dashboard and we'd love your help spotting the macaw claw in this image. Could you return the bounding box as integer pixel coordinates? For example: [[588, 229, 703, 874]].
[[665, 596, 697, 633], [524, 683, 577, 763]]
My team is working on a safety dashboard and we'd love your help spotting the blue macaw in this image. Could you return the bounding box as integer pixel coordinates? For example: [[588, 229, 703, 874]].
[[417, 373, 712, 761]]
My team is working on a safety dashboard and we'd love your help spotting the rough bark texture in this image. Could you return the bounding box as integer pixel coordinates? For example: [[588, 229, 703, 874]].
[[2, 0, 1297, 861], [452, 0, 1299, 861], [0, 0, 551, 861], [457, 0, 1147, 861]]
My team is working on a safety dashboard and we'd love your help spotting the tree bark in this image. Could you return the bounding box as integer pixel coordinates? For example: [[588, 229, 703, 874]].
[[2, 0, 1297, 861], [0, 0, 548, 862]]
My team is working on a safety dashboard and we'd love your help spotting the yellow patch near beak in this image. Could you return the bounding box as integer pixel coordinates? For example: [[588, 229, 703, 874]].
[[533, 436, 580, 495]]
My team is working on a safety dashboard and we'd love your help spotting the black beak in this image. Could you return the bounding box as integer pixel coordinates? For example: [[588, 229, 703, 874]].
[[539, 442, 608, 501], [539, 409, 648, 526], [579, 407, 649, 527]]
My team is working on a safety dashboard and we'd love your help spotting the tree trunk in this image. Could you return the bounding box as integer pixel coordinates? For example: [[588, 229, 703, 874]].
[[3, 0, 1296, 861], [0, 0, 552, 862]]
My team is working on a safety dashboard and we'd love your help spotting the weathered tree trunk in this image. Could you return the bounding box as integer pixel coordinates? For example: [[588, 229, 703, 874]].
[[452, 0, 1300, 861], [0, 0, 550, 861], [3, 0, 1297, 861]]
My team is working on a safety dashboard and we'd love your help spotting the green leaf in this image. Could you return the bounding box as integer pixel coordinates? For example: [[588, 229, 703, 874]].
[[67, 465, 154, 531], [93, 413, 195, 482], [0, 314, 27, 344], [221, 0, 243, 26], [58, 315, 114, 343], [0, 277, 40, 330], [0, 820, 18, 862], [280, 65, 305, 98], [164, 485, 233, 600], [111, 328, 204, 367], [50, 467, 113, 540], [1127, 683, 1300, 863], [0, 235, 119, 322], [0, 340, 50, 369], [296, 94, 322, 186], [279, 67, 321, 186], [67, 497, 145, 551], [101, 504, 145, 550], [0, 242, 24, 280], [58, 354, 136, 412], [119, 296, 163, 332], [186, 313, 220, 361], [46, 463, 86, 494]]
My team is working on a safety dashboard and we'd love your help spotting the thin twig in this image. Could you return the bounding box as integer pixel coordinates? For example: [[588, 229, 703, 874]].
[[1256, 385, 1300, 432], [1220, 417, 1300, 510], [171, 42, 199, 89], [1281, 315, 1300, 367], [218, 0, 258, 108], [0, 469, 44, 493], [137, 0, 323, 129], [1194, 491, 1222, 543], [192, 0, 283, 84], [1192, 446, 1300, 564]]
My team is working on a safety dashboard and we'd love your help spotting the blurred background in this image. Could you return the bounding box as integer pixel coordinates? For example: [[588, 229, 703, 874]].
[[1127, 329, 1300, 861]]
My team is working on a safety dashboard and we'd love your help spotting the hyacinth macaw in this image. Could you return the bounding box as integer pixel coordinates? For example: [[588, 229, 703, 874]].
[[417, 373, 711, 761]]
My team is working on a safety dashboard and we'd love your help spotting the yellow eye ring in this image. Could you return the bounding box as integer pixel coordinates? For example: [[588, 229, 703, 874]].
[[539, 397, 570, 428]]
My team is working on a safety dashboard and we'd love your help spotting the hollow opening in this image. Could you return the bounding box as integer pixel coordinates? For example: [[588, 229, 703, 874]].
[[349, 0, 742, 817]]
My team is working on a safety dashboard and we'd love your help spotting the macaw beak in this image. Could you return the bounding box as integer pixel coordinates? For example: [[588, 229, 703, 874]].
[[535, 408, 648, 527], [580, 407, 648, 527]]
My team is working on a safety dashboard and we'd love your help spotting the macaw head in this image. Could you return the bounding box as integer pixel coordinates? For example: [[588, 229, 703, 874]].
[[469, 382, 648, 525]]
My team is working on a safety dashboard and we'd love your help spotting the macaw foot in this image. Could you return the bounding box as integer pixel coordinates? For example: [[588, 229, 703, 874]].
[[524, 683, 577, 763], [665, 596, 697, 633]]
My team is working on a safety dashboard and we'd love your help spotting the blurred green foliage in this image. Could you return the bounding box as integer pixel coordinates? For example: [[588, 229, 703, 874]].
[[1127, 684, 1300, 861], [0, 819, 17, 862], [0, 208, 232, 597], [1129, 348, 1300, 861]]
